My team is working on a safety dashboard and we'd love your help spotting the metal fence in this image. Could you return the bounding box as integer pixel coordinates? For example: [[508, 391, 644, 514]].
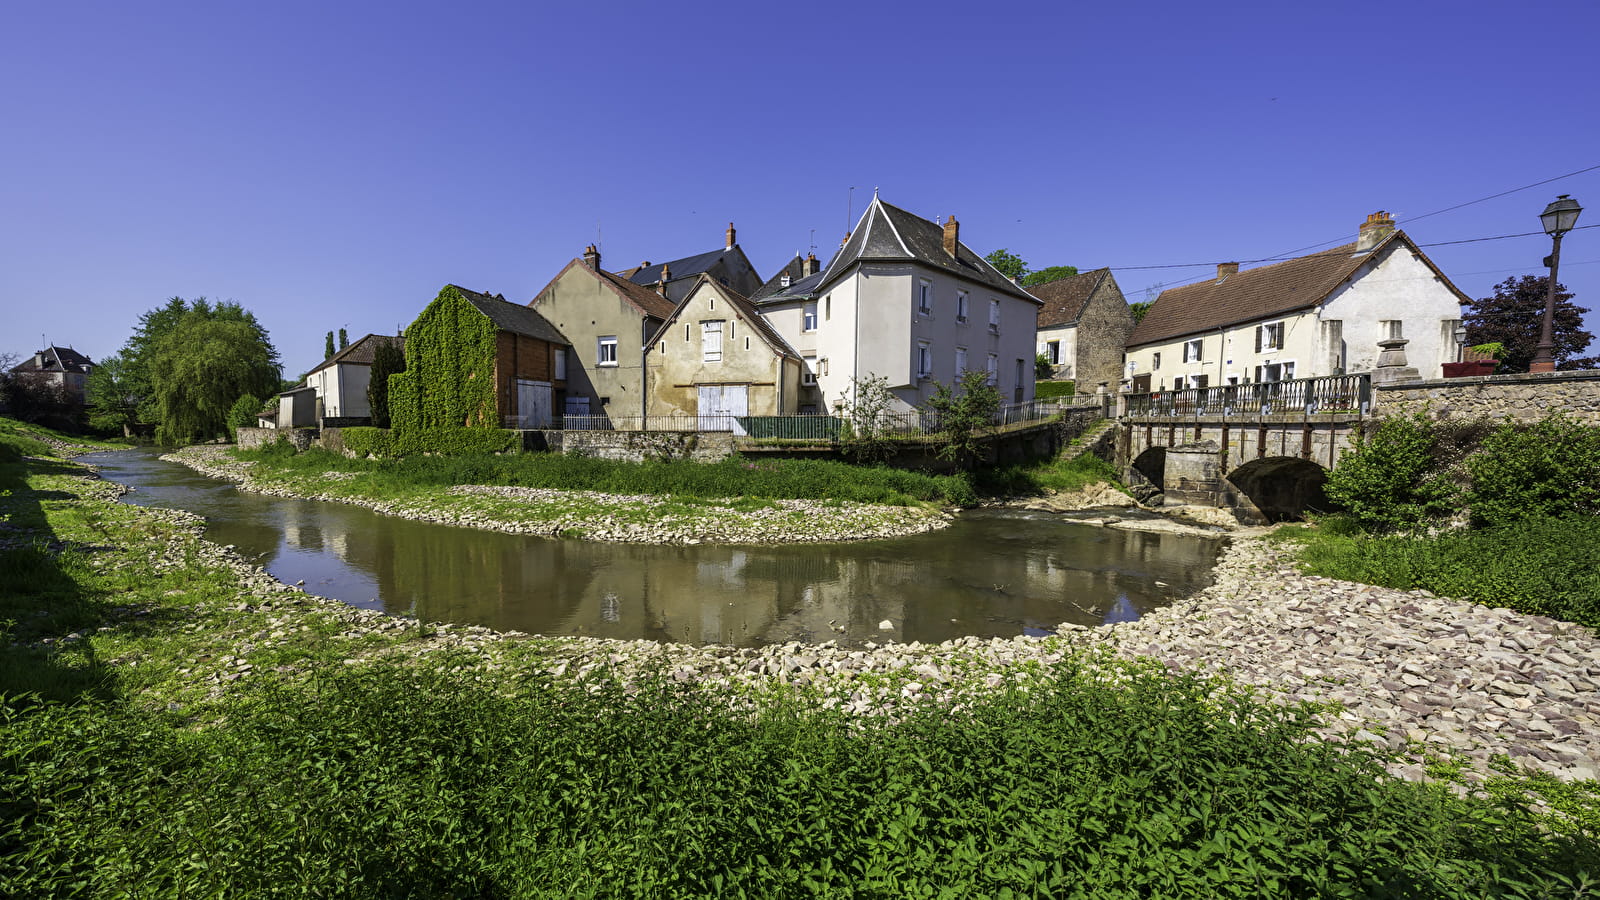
[[1122, 374, 1371, 418]]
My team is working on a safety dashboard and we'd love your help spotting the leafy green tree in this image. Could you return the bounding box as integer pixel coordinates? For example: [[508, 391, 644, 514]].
[[86, 352, 142, 435], [338, 328, 349, 351], [226, 393, 263, 441], [146, 305, 281, 445], [1324, 414, 1458, 533], [1128, 301, 1153, 324], [925, 370, 1001, 470], [1021, 265, 1079, 287], [367, 338, 406, 428], [325, 331, 336, 360], [983, 248, 1027, 281], [1467, 414, 1600, 527], [1463, 275, 1595, 372], [833, 375, 898, 464]]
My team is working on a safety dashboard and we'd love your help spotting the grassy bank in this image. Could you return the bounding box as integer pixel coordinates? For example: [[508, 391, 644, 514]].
[[1275, 516, 1600, 629], [3, 436, 1598, 895]]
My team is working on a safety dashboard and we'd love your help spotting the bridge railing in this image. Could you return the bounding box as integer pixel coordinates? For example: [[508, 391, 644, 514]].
[[1123, 373, 1371, 419]]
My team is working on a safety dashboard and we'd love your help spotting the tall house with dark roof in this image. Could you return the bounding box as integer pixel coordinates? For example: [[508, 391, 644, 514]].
[[1124, 212, 1469, 392], [9, 346, 95, 403], [1027, 268, 1133, 392], [612, 223, 764, 304], [529, 249, 681, 425], [755, 195, 1043, 411]]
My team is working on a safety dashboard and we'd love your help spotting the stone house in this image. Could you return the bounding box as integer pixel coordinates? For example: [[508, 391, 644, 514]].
[[299, 334, 404, 426], [529, 249, 680, 426], [610, 223, 765, 304], [645, 276, 803, 429], [1027, 268, 1133, 392], [8, 346, 95, 403], [755, 195, 1043, 412], [1124, 212, 1469, 392]]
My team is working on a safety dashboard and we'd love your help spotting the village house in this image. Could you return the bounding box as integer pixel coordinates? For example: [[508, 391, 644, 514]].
[[645, 275, 803, 429], [1124, 212, 1469, 392], [748, 252, 827, 413], [611, 223, 765, 304], [8, 346, 95, 403], [528, 247, 680, 426], [298, 334, 404, 426], [755, 195, 1043, 412], [1027, 268, 1134, 392]]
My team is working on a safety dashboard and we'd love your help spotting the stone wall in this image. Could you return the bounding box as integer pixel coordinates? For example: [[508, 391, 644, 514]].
[[236, 426, 316, 451], [1376, 370, 1600, 424], [559, 429, 738, 463]]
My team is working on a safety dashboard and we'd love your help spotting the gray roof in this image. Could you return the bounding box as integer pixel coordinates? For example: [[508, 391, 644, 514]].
[[449, 285, 569, 345], [623, 248, 729, 286], [10, 346, 94, 374], [818, 198, 1038, 303], [751, 269, 827, 305]]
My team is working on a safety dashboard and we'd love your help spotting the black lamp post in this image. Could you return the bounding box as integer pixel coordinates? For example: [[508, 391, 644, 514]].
[[1531, 194, 1583, 373]]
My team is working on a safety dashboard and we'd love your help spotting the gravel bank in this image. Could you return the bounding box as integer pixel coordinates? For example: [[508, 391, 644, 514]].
[[162, 445, 950, 544]]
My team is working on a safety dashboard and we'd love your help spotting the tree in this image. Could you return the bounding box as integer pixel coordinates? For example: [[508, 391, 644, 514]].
[[338, 328, 349, 351], [86, 352, 143, 435], [983, 248, 1028, 282], [924, 370, 1001, 469], [1021, 265, 1079, 287], [145, 303, 281, 444], [367, 338, 406, 428], [833, 375, 898, 464], [1463, 275, 1596, 372], [325, 331, 336, 360], [226, 394, 263, 441], [1128, 301, 1153, 324]]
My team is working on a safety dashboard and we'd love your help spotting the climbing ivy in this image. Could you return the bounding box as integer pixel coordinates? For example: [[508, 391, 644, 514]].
[[388, 286, 500, 430]]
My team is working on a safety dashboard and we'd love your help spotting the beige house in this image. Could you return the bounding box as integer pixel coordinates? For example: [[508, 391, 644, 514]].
[[1028, 268, 1134, 391], [1125, 212, 1469, 392], [645, 276, 802, 428]]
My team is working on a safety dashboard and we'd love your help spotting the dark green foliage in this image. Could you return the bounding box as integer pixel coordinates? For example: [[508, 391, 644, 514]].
[[365, 339, 405, 429], [338, 427, 518, 458], [983, 247, 1027, 280], [1293, 516, 1600, 628], [1129, 300, 1152, 324], [1467, 414, 1600, 527], [225, 394, 261, 441], [324, 330, 335, 359], [1324, 414, 1460, 533], [1035, 353, 1054, 379], [388, 287, 499, 431], [1035, 380, 1077, 400], [834, 374, 898, 465], [976, 451, 1121, 497], [4, 660, 1593, 897], [924, 370, 1001, 469], [85, 352, 140, 434], [1463, 275, 1596, 372], [338, 328, 348, 351], [1021, 264, 1079, 287]]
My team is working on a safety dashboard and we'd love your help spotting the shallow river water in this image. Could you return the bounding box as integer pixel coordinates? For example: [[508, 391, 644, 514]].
[[86, 449, 1225, 647]]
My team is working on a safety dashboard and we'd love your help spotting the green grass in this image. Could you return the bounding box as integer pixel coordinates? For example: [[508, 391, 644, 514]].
[[975, 451, 1124, 498], [1279, 515, 1600, 628], [1035, 380, 1077, 400], [0, 415, 125, 460]]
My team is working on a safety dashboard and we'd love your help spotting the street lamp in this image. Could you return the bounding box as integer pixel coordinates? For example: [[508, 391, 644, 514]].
[[1531, 194, 1583, 373]]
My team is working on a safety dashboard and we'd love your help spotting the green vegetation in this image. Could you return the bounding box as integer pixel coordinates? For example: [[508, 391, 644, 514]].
[[924, 370, 1001, 469], [366, 337, 405, 429], [1467, 415, 1600, 527], [340, 426, 519, 458], [225, 393, 262, 440], [977, 450, 1123, 497], [1035, 380, 1077, 400], [388, 286, 500, 431], [980, 248, 1078, 287], [1323, 414, 1461, 533]]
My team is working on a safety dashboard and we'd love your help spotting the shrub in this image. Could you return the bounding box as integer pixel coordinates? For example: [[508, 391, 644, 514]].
[[923, 370, 1000, 469], [340, 427, 392, 458], [1323, 414, 1459, 533], [1034, 381, 1077, 400], [1467, 414, 1600, 528], [225, 394, 261, 441]]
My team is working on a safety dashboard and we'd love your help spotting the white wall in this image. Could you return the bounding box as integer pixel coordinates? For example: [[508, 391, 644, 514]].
[[304, 363, 374, 418], [1321, 244, 1463, 378]]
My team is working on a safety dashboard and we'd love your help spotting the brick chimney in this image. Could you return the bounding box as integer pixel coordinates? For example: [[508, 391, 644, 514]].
[[802, 252, 819, 276], [942, 215, 959, 257], [1216, 261, 1240, 280], [1356, 210, 1395, 252], [656, 263, 671, 295], [726, 222, 736, 249], [582, 244, 601, 270]]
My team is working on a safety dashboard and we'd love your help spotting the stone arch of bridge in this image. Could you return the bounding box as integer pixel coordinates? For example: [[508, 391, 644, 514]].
[[1130, 446, 1166, 493], [1225, 456, 1331, 523]]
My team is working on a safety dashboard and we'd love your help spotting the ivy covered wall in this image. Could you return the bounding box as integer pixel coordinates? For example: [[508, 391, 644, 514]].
[[389, 286, 501, 430]]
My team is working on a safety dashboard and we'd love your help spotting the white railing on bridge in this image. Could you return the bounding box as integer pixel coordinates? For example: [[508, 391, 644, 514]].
[[1123, 374, 1371, 419]]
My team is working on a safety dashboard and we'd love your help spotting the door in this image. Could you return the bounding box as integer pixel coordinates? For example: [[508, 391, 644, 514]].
[[515, 379, 552, 428], [696, 384, 749, 432]]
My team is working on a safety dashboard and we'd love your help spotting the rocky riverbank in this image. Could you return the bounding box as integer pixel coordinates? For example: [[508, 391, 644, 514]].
[[162, 445, 950, 544]]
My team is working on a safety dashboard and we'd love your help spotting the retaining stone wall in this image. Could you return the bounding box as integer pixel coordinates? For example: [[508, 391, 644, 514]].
[[1377, 370, 1600, 424], [236, 426, 316, 451], [560, 430, 738, 463]]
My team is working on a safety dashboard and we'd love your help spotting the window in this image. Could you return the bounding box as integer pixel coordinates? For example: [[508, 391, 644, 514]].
[[1044, 340, 1061, 365], [802, 356, 817, 386], [918, 279, 933, 314], [555, 347, 567, 380], [824, 294, 831, 320], [780, 273, 792, 287], [1173, 377, 1186, 390], [1256, 322, 1285, 352], [1152, 351, 1162, 371], [1381, 319, 1403, 339], [955, 346, 968, 374], [917, 341, 932, 379], [1014, 358, 1024, 388], [702, 321, 723, 362], [744, 336, 750, 351], [1254, 361, 1296, 383], [988, 299, 1001, 332], [1183, 339, 1203, 363], [803, 302, 818, 332], [956, 291, 969, 322], [684, 324, 690, 342], [597, 336, 617, 366], [986, 353, 998, 385]]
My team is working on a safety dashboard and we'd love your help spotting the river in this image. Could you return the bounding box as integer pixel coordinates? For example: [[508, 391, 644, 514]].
[[85, 449, 1225, 647]]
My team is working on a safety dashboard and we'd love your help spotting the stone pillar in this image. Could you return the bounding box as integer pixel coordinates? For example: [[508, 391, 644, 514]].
[[1371, 337, 1421, 386], [1164, 440, 1223, 506]]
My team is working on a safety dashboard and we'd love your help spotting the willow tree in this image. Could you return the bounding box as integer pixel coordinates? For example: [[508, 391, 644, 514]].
[[147, 306, 281, 444]]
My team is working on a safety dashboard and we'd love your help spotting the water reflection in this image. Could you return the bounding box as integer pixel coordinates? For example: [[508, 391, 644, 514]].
[[86, 450, 1224, 648]]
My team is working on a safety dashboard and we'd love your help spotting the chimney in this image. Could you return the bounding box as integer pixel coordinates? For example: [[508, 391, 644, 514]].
[[802, 252, 819, 276], [582, 244, 601, 270], [839, 231, 851, 249], [656, 263, 671, 296], [726, 222, 736, 249], [1356, 210, 1395, 252], [1216, 261, 1240, 280], [942, 215, 959, 257]]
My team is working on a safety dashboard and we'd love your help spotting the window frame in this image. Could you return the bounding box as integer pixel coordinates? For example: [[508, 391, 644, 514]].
[[956, 290, 969, 323], [918, 279, 933, 315], [1182, 338, 1203, 363], [597, 335, 618, 367], [917, 340, 933, 379], [802, 302, 818, 332]]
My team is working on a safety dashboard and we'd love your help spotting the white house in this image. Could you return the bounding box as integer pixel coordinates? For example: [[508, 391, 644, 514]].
[[1124, 212, 1468, 392], [299, 333, 404, 423], [752, 196, 1043, 412]]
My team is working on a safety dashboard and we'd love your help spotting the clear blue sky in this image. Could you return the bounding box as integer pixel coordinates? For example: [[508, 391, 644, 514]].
[[5, 0, 1600, 377]]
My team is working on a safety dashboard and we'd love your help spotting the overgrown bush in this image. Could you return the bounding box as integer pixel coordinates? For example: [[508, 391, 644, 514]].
[[1323, 414, 1460, 533], [340, 426, 391, 458], [1467, 414, 1600, 527], [1035, 381, 1077, 400], [225, 394, 261, 441], [924, 370, 1001, 469]]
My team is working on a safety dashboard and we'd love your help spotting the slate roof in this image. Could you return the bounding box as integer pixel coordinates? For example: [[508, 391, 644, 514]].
[[751, 268, 827, 305], [750, 255, 807, 301], [1126, 232, 1465, 347], [818, 198, 1040, 303], [1029, 269, 1109, 328], [449, 286, 570, 345], [620, 248, 729, 287], [651, 277, 800, 360], [11, 346, 94, 374], [305, 334, 404, 376]]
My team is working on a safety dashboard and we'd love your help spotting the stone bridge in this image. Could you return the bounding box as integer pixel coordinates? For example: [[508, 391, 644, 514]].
[[1115, 369, 1600, 524]]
